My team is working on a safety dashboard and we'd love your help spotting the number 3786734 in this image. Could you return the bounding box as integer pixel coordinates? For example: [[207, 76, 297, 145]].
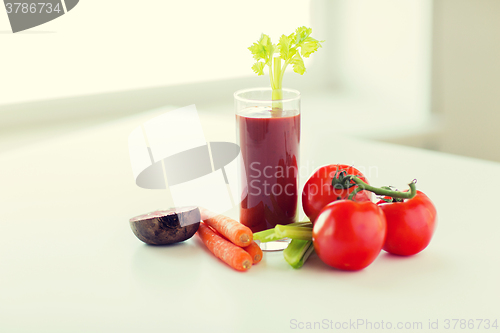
[[5, 2, 62, 14]]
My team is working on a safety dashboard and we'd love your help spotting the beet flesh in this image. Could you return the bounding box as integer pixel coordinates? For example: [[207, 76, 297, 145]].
[[129, 207, 200, 245]]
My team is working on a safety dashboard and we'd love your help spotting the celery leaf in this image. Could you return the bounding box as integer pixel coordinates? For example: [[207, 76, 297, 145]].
[[294, 26, 312, 46], [300, 36, 323, 58], [251, 62, 265, 75], [278, 34, 296, 61], [248, 33, 275, 65], [290, 53, 306, 75], [248, 27, 323, 96]]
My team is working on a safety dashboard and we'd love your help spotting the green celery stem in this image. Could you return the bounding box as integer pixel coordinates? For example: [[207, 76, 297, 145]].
[[271, 57, 283, 115], [290, 221, 313, 228], [253, 221, 313, 243], [275, 225, 312, 241], [272, 88, 283, 100], [283, 239, 314, 269], [253, 228, 281, 243], [271, 88, 283, 116]]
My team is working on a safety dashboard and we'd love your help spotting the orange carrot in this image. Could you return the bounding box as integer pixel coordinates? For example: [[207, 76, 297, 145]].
[[243, 241, 263, 265], [200, 208, 253, 247], [203, 224, 262, 265], [197, 222, 252, 272]]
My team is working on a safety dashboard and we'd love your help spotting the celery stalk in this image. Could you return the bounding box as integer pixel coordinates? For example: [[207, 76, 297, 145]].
[[248, 27, 324, 112], [253, 220, 313, 243], [283, 239, 314, 269], [275, 225, 312, 240], [271, 58, 283, 114], [253, 228, 282, 243], [289, 221, 313, 228]]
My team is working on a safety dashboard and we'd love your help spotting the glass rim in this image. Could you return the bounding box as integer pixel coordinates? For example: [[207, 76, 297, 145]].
[[234, 87, 301, 103]]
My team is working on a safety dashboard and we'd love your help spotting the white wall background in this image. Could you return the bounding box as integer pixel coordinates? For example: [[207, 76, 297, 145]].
[[335, 0, 432, 117], [3, 0, 500, 162], [433, 0, 500, 162], [0, 0, 311, 105]]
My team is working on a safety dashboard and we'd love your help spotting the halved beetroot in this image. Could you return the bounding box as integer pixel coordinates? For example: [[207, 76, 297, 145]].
[[129, 207, 200, 245]]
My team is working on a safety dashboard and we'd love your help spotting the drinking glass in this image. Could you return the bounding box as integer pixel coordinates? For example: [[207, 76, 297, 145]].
[[234, 88, 300, 251]]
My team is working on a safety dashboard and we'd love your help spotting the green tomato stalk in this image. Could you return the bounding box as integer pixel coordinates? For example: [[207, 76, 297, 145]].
[[347, 177, 417, 201], [248, 27, 324, 115]]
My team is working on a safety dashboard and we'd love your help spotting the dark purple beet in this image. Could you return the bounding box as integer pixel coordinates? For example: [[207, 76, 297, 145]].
[[129, 207, 200, 245]]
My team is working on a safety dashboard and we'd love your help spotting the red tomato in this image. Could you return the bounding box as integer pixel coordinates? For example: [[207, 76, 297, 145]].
[[312, 200, 386, 271], [302, 164, 371, 223], [378, 191, 437, 256]]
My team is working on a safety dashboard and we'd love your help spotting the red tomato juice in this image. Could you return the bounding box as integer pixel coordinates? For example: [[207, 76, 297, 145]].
[[237, 112, 300, 232]]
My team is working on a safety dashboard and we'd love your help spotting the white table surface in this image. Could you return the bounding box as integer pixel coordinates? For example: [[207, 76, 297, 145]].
[[1, 106, 499, 333]]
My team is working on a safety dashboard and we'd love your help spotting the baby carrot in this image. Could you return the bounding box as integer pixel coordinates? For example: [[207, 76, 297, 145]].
[[200, 208, 253, 247], [243, 241, 263, 265], [197, 222, 252, 272]]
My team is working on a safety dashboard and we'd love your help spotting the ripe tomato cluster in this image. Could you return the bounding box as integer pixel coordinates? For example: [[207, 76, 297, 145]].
[[302, 165, 437, 271]]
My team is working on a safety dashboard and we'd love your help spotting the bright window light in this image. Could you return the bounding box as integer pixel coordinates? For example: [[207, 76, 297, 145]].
[[0, 1, 311, 105]]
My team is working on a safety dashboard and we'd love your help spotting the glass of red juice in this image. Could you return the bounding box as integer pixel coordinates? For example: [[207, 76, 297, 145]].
[[234, 88, 300, 251]]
